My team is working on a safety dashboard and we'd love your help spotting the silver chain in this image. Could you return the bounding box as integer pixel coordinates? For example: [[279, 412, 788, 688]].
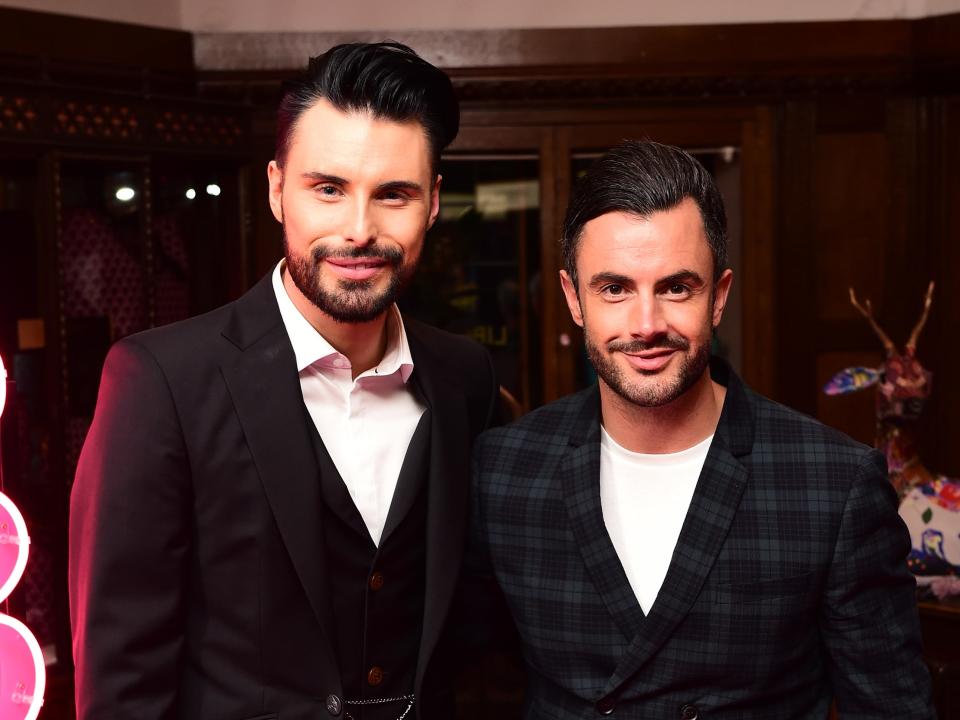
[[345, 693, 415, 706], [343, 694, 415, 720]]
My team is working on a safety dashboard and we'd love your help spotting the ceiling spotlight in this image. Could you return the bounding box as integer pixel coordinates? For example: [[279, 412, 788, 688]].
[[115, 186, 136, 202], [185, 188, 197, 200], [206, 184, 221, 197]]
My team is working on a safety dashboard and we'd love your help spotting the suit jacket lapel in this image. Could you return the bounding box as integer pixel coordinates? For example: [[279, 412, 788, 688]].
[[606, 360, 753, 693], [405, 325, 471, 691], [560, 385, 646, 644], [219, 275, 332, 644], [381, 409, 431, 543]]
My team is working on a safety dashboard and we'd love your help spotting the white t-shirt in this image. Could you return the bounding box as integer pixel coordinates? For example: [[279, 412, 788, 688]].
[[599, 427, 713, 615]]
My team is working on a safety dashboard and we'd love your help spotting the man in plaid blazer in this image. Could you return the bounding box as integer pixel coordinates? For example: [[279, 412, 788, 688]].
[[471, 141, 934, 718]]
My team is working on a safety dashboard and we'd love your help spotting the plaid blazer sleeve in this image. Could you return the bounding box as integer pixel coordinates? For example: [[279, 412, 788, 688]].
[[820, 448, 934, 718]]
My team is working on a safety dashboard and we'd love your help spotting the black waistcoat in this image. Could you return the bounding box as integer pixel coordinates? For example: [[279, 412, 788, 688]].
[[311, 410, 431, 720]]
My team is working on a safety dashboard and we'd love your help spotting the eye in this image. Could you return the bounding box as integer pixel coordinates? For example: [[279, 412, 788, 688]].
[[660, 282, 693, 299], [314, 184, 342, 199], [379, 189, 412, 205], [600, 284, 626, 298]]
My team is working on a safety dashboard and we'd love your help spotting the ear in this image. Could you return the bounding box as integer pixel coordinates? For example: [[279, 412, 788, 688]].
[[559, 270, 584, 328], [711, 268, 734, 328], [427, 174, 442, 230], [267, 160, 284, 224]]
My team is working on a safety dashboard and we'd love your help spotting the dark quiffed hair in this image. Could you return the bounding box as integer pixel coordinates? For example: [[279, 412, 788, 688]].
[[561, 140, 728, 288], [275, 42, 459, 175]]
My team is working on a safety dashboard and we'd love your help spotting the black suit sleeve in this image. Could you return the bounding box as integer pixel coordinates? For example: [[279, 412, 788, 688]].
[[69, 338, 191, 720], [461, 434, 522, 653], [820, 449, 935, 718]]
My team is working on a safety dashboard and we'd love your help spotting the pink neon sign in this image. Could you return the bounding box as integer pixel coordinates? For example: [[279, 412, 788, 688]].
[[0, 354, 45, 720]]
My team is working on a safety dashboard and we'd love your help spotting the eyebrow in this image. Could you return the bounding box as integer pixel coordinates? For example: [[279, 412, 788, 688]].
[[587, 272, 633, 288], [376, 180, 425, 195], [586, 269, 707, 288], [659, 270, 706, 287], [300, 172, 347, 184], [299, 172, 424, 195]]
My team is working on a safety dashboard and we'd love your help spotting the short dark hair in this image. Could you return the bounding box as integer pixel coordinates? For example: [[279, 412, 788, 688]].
[[561, 140, 728, 288], [275, 42, 459, 176]]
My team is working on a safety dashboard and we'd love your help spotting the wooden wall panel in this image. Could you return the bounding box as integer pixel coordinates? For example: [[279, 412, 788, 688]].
[[739, 107, 776, 397], [0, 7, 193, 72], [814, 132, 889, 322], [926, 96, 960, 477], [775, 101, 818, 415]]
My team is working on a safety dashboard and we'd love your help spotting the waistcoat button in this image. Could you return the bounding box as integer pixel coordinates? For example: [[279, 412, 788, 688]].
[[680, 703, 699, 719], [367, 665, 384, 686], [596, 696, 615, 715], [325, 694, 342, 716], [369, 571, 385, 591]]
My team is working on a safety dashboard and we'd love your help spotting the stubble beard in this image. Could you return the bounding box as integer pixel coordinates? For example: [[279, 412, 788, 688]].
[[284, 231, 414, 324], [584, 323, 713, 408]]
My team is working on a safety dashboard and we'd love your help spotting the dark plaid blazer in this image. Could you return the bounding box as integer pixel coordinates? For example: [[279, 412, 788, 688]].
[[471, 359, 934, 719]]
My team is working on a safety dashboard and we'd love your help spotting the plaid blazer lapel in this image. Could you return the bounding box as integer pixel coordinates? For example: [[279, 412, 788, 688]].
[[605, 361, 753, 694], [560, 385, 646, 644]]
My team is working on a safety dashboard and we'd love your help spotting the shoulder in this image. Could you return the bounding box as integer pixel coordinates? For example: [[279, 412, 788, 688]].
[[102, 294, 249, 393], [476, 387, 594, 463], [741, 387, 884, 493], [119, 272, 279, 368], [113, 303, 235, 366], [746, 387, 874, 458]]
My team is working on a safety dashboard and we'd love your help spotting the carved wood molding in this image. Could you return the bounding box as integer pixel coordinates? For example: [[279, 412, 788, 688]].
[[192, 16, 960, 105], [449, 71, 918, 104], [194, 65, 922, 110], [0, 85, 250, 153]]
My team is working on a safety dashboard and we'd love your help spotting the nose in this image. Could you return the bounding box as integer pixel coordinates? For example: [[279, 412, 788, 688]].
[[629, 293, 668, 340], [343, 198, 377, 246]]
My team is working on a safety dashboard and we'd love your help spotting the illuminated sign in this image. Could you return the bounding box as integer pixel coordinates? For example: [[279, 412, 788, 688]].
[[0, 355, 45, 720]]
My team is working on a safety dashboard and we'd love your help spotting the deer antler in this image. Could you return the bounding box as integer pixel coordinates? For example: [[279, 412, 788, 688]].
[[849, 287, 895, 356], [906, 280, 935, 354]]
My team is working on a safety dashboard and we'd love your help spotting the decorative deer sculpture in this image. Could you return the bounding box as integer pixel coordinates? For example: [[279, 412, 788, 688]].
[[824, 281, 960, 586]]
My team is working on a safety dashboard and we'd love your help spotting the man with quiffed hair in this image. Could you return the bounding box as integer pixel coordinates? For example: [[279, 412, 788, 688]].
[[471, 140, 934, 719], [70, 42, 497, 720]]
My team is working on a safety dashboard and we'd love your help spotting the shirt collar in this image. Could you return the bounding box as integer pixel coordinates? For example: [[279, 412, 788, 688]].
[[271, 260, 415, 382]]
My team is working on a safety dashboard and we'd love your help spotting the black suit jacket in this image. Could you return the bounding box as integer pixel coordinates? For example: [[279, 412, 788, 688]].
[[69, 273, 497, 720], [471, 360, 934, 719]]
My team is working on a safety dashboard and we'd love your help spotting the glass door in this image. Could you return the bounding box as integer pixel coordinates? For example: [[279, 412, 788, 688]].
[[402, 154, 542, 409], [400, 126, 552, 416]]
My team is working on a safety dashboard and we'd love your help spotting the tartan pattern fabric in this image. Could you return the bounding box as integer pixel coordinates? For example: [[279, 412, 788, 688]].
[[471, 361, 934, 719]]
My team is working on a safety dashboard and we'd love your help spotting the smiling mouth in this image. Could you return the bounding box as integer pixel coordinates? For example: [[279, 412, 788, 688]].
[[327, 260, 384, 269], [621, 349, 676, 372], [324, 257, 388, 281]]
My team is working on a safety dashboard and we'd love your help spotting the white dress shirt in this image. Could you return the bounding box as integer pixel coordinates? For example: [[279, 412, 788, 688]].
[[272, 261, 426, 546], [599, 427, 713, 614]]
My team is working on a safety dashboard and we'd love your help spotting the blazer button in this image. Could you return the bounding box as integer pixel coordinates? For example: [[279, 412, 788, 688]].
[[367, 665, 384, 686], [680, 703, 699, 720], [595, 696, 616, 715], [369, 571, 385, 591], [325, 694, 342, 716]]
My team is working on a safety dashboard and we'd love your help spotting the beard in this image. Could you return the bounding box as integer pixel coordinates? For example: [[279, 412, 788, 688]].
[[284, 235, 412, 324], [585, 329, 712, 408]]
